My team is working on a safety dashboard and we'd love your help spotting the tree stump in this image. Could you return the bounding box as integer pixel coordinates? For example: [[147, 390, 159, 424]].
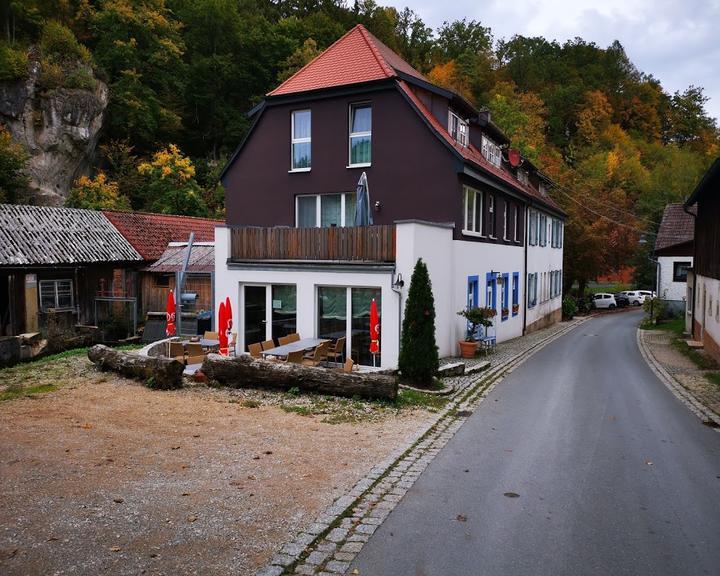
[[201, 354, 398, 400], [87, 345, 184, 390]]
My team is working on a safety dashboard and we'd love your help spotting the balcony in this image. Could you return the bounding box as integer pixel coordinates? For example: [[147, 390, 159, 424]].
[[230, 225, 396, 263]]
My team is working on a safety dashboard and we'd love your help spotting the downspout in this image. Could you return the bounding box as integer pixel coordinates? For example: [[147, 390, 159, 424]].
[[683, 204, 697, 337], [391, 271, 403, 368]]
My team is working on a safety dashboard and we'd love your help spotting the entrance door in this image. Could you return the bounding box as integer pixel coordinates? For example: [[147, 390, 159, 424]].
[[244, 285, 267, 350]]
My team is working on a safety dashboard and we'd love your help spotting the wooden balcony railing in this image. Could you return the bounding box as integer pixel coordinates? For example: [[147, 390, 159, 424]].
[[230, 225, 396, 262]]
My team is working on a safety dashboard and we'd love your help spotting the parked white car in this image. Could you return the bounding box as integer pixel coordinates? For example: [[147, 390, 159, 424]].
[[626, 290, 656, 306], [593, 293, 617, 309]]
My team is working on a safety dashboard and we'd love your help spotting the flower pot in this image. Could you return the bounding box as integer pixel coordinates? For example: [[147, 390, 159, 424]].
[[458, 340, 476, 359]]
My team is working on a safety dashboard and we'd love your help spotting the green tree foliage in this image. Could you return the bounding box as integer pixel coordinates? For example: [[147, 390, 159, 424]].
[[399, 258, 439, 384], [0, 125, 28, 202], [67, 172, 131, 210]]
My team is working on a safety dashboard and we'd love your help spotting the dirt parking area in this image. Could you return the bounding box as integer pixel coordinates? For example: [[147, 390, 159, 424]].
[[0, 354, 437, 575]]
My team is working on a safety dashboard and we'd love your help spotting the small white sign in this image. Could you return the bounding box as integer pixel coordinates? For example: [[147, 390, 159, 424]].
[[272, 299, 282, 310]]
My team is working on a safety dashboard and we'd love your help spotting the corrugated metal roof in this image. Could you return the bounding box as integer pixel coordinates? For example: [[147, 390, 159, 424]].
[[0, 204, 142, 266], [144, 244, 214, 273]]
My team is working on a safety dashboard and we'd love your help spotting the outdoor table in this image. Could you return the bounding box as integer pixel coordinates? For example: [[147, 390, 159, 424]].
[[260, 338, 328, 359], [199, 338, 220, 349]]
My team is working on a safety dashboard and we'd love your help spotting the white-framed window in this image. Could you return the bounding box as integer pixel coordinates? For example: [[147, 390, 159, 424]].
[[527, 273, 537, 308], [39, 279, 73, 311], [539, 213, 547, 246], [503, 201, 508, 240], [349, 103, 372, 166], [558, 221, 563, 248], [481, 135, 502, 167], [513, 205, 519, 242], [488, 194, 496, 237], [291, 110, 311, 170], [517, 168, 528, 185], [528, 209, 537, 246], [448, 111, 468, 147], [462, 185, 484, 236], [296, 193, 357, 228]]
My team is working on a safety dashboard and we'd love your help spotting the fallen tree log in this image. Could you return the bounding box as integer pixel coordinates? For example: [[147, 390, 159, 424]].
[[201, 354, 398, 400], [87, 345, 184, 390]]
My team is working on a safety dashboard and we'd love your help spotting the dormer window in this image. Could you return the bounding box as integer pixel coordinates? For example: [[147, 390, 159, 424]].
[[481, 135, 502, 167], [539, 182, 547, 197], [517, 168, 528, 185], [448, 111, 468, 147]]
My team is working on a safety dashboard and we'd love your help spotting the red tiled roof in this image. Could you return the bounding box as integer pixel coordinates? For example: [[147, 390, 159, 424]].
[[269, 24, 426, 96], [397, 81, 564, 214], [103, 211, 223, 261], [655, 204, 695, 252]]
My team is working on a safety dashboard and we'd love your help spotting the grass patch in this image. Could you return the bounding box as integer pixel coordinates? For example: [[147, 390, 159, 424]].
[[395, 389, 448, 411], [281, 404, 314, 417], [242, 399, 260, 409], [671, 339, 720, 370], [0, 383, 58, 402], [707, 372, 720, 387], [652, 316, 686, 335]]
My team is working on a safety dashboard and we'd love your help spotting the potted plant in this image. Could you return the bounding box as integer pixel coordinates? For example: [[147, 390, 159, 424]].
[[501, 307, 509, 318], [457, 306, 496, 358], [512, 303, 519, 315]]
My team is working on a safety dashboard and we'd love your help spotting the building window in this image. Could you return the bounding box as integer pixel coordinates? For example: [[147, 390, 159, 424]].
[[517, 168, 528, 185], [481, 135, 502, 167], [513, 205, 519, 242], [558, 221, 563, 248], [539, 213, 547, 246], [512, 272, 519, 315], [503, 201, 508, 240], [527, 273, 537, 308], [501, 273, 510, 320], [448, 111, 468, 147], [488, 194, 496, 237], [291, 110, 311, 170], [154, 274, 171, 288], [462, 185, 484, 235], [39, 279, 73, 311], [528, 209, 537, 246], [296, 193, 357, 228], [349, 103, 372, 166], [673, 261, 691, 282]]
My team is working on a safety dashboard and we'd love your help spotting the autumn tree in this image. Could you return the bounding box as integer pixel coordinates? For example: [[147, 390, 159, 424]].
[[0, 126, 28, 203], [67, 173, 130, 210]]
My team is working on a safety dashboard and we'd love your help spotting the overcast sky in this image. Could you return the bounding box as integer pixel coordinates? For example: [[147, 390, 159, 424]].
[[398, 0, 720, 122]]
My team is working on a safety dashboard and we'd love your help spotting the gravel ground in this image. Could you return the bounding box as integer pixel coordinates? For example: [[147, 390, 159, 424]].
[[642, 329, 720, 416], [0, 356, 435, 576]]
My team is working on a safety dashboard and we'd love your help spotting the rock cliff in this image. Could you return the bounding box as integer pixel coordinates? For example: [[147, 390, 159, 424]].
[[0, 59, 108, 205]]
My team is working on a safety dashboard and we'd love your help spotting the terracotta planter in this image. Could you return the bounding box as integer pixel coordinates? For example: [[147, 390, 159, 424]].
[[458, 340, 476, 359]]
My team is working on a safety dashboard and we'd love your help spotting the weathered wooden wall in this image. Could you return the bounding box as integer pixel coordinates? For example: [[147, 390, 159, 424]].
[[140, 273, 212, 316]]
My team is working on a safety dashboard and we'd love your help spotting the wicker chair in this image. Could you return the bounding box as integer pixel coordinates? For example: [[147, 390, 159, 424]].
[[168, 342, 185, 363], [326, 337, 346, 366], [302, 341, 330, 367], [286, 350, 305, 364], [248, 342, 263, 358]]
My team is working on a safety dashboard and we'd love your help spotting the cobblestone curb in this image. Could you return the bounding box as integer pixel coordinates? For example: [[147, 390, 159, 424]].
[[255, 317, 590, 576], [637, 329, 720, 430]]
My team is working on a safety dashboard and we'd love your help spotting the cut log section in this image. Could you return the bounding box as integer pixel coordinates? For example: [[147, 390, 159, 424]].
[[87, 345, 184, 390], [201, 354, 398, 400]]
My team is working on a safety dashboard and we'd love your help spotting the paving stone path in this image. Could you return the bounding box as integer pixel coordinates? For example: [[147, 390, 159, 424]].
[[256, 318, 589, 576]]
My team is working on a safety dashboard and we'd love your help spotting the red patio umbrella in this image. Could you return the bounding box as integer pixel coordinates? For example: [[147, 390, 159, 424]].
[[369, 298, 380, 364], [225, 297, 233, 354], [165, 290, 176, 337], [218, 301, 228, 355]]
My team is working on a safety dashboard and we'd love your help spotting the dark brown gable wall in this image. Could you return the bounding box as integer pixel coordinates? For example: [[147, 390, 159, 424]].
[[224, 87, 460, 227], [696, 191, 720, 279]]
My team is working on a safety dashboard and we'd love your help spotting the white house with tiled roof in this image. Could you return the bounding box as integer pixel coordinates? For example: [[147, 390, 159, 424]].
[[215, 25, 566, 368]]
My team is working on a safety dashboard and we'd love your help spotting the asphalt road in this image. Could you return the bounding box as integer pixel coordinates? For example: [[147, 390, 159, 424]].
[[351, 311, 720, 576]]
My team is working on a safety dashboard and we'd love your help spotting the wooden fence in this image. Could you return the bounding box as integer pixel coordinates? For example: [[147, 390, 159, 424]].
[[230, 225, 396, 262]]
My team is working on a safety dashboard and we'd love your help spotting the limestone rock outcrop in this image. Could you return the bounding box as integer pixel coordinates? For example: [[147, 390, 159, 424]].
[[0, 59, 108, 205]]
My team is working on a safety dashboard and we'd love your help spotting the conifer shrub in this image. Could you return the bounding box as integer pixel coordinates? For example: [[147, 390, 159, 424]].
[[398, 258, 439, 384]]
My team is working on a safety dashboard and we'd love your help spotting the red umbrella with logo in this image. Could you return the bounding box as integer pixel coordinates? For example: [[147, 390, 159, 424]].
[[165, 290, 176, 337], [218, 300, 228, 355], [369, 298, 380, 366], [225, 297, 233, 355]]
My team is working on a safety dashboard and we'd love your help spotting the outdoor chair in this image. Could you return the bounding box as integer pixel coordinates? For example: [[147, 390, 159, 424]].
[[302, 340, 330, 367], [326, 337, 346, 366], [248, 342, 263, 358], [286, 350, 305, 364], [342, 357, 354, 373], [186, 354, 205, 366], [204, 331, 219, 340], [186, 343, 204, 358], [261, 339, 275, 351], [278, 335, 293, 346], [229, 332, 237, 356], [168, 342, 186, 363], [287, 333, 300, 343]]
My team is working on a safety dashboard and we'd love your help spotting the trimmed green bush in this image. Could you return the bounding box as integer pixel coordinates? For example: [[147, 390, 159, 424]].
[[398, 258, 439, 384], [562, 296, 577, 320]]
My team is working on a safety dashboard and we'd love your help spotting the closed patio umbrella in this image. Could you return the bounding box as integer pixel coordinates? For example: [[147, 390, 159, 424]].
[[354, 171, 373, 226], [165, 290, 176, 337], [369, 298, 380, 366], [218, 301, 227, 355], [225, 297, 233, 355]]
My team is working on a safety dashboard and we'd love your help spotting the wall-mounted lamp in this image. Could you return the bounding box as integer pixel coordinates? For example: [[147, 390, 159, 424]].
[[374, 200, 381, 212], [392, 272, 405, 289]]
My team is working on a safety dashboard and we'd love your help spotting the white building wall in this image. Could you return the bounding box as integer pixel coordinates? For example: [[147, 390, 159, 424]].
[[695, 274, 720, 360], [658, 255, 693, 301], [525, 209, 564, 329], [214, 226, 399, 366]]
